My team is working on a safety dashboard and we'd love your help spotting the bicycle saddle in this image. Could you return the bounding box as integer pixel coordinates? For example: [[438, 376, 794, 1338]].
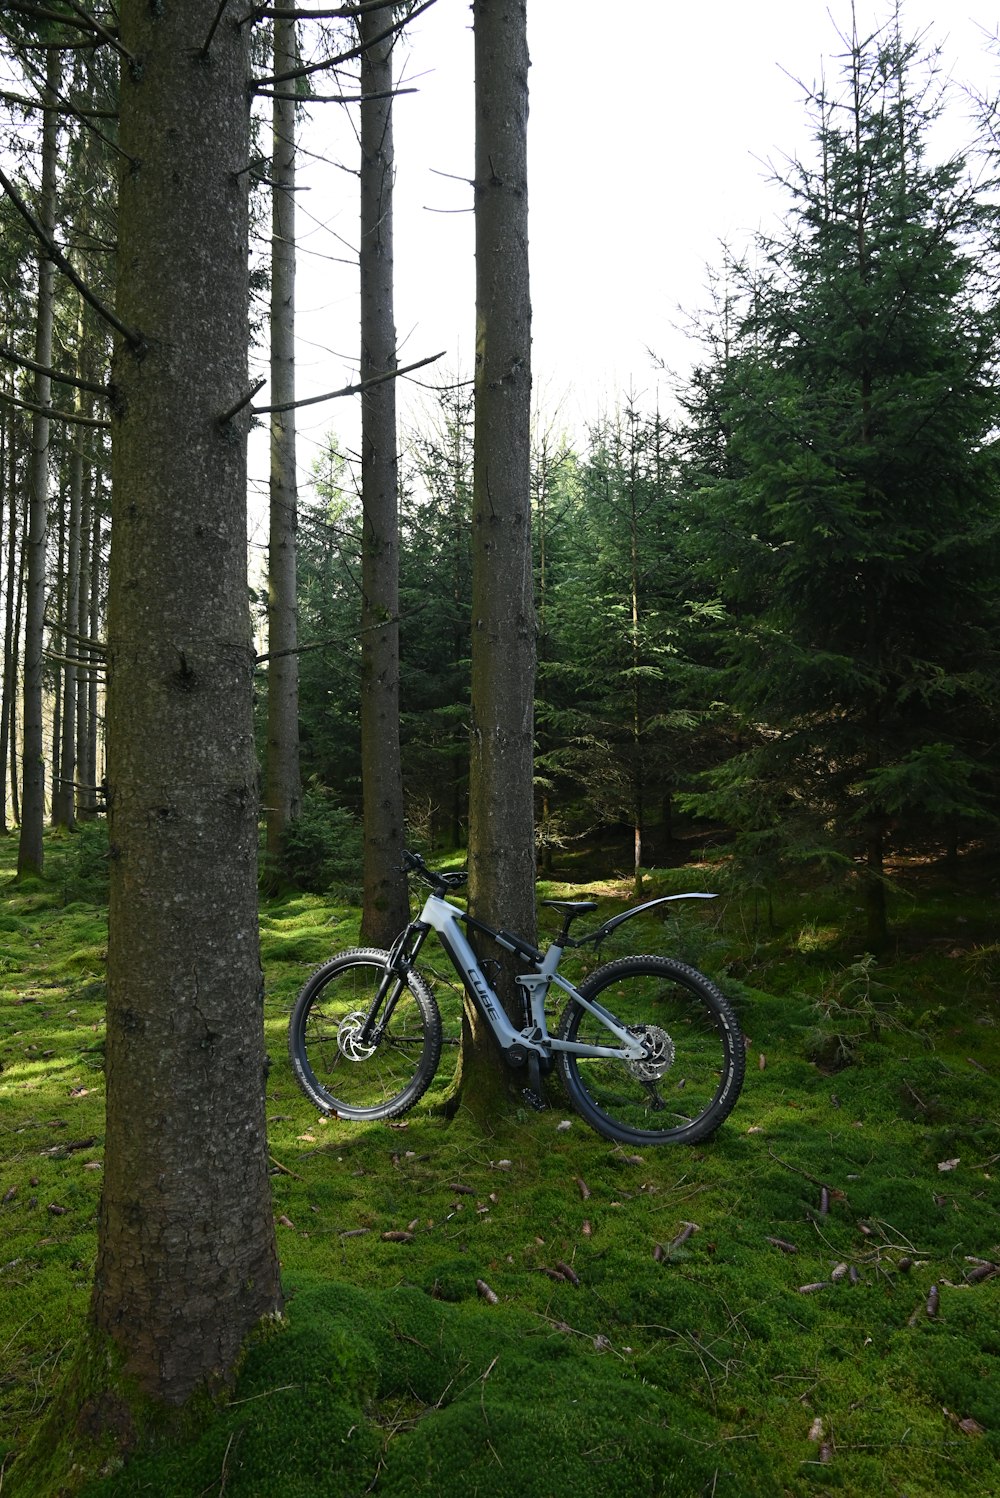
[[541, 899, 599, 913]]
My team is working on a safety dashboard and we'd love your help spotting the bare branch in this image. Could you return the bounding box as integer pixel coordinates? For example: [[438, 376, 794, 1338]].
[[250, 350, 445, 415], [216, 375, 267, 426], [251, 0, 436, 91], [0, 163, 143, 348], [0, 85, 117, 120], [1, 1, 112, 36], [62, 0, 134, 63], [255, 85, 417, 103], [0, 341, 108, 397], [246, 0, 413, 22], [0, 390, 111, 428], [45, 617, 107, 653], [255, 613, 400, 664], [200, 0, 235, 59]]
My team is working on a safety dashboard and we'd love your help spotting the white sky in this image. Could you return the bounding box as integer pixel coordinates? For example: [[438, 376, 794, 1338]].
[[249, 0, 999, 530]]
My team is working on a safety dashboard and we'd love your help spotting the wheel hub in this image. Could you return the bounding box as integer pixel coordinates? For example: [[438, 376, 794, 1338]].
[[337, 1010, 377, 1061], [626, 1024, 675, 1082]]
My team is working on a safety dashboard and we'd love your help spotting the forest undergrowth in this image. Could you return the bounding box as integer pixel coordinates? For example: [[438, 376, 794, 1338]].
[[1, 830, 998, 1497]]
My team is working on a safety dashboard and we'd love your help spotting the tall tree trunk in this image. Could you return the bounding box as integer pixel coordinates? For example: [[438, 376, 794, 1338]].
[[0, 409, 16, 833], [264, 13, 301, 877], [50, 483, 65, 823], [75, 462, 92, 819], [8, 478, 27, 827], [358, 4, 408, 943], [17, 50, 60, 876], [464, 0, 534, 1102], [53, 399, 83, 831], [83, 500, 102, 814], [90, 0, 281, 1416]]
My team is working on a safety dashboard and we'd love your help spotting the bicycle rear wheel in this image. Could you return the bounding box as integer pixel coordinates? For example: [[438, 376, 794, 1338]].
[[556, 955, 745, 1145], [288, 948, 442, 1120]]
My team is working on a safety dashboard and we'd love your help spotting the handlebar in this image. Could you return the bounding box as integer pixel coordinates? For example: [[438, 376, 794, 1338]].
[[402, 849, 468, 893]]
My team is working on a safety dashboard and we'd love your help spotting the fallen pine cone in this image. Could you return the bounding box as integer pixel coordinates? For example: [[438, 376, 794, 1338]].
[[476, 1278, 498, 1304], [555, 1259, 580, 1287], [668, 1222, 699, 1252], [381, 1230, 415, 1243]]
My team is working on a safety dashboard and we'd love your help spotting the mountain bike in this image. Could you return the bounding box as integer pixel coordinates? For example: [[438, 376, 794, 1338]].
[[288, 851, 746, 1146]]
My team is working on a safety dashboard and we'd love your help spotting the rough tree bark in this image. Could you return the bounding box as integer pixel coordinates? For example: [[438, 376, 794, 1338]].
[[89, 0, 282, 1421], [463, 0, 535, 1103], [358, 3, 408, 943], [264, 12, 302, 876]]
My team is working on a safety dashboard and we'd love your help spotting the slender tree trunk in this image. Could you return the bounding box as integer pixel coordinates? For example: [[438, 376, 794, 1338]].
[[264, 13, 301, 877], [358, 5, 408, 943], [0, 410, 15, 833], [629, 430, 643, 892], [84, 501, 102, 813], [54, 403, 83, 830], [464, 0, 534, 1099], [75, 464, 92, 819], [50, 488, 65, 823], [9, 483, 27, 827], [90, 0, 281, 1416], [17, 50, 60, 875]]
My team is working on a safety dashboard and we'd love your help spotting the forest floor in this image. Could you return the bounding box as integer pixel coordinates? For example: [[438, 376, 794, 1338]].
[[1, 828, 999, 1497]]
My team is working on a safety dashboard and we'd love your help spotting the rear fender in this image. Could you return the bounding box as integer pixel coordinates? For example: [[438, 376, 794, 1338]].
[[584, 892, 717, 946]]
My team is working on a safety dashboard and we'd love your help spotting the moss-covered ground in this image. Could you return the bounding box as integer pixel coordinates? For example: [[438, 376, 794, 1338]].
[[1, 831, 998, 1496]]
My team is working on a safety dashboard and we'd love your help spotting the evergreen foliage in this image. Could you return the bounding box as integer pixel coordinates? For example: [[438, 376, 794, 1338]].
[[676, 21, 1000, 940]]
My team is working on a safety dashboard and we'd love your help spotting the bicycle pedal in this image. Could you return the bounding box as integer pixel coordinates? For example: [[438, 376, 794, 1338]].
[[521, 1087, 547, 1112]]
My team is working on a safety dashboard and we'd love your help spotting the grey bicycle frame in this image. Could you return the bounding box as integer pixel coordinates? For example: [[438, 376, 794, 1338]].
[[413, 888, 713, 1064]]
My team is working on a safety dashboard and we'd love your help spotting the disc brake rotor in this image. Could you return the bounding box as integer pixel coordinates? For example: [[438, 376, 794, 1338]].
[[337, 1010, 377, 1061], [626, 1024, 675, 1082]]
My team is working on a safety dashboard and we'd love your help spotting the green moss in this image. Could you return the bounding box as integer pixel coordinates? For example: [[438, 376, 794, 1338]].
[[4, 834, 1000, 1496]]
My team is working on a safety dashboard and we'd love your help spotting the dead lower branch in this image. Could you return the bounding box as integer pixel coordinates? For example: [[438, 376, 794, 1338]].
[[251, 349, 444, 416], [0, 341, 107, 397], [250, 0, 436, 90], [216, 376, 267, 427], [0, 164, 142, 348], [0, 391, 110, 429]]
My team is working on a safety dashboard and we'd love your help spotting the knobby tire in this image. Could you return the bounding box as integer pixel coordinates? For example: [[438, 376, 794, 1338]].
[[288, 947, 442, 1120], [556, 955, 745, 1145]]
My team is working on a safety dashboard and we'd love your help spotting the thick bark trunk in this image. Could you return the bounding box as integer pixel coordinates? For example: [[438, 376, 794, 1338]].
[[91, 0, 281, 1412], [264, 13, 302, 875], [464, 0, 534, 1098], [358, 5, 408, 943]]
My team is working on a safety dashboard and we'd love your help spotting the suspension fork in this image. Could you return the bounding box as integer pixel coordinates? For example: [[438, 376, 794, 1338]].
[[356, 922, 431, 1043]]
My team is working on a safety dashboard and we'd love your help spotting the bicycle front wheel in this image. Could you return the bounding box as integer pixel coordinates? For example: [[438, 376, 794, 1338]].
[[288, 948, 442, 1120], [556, 955, 745, 1145]]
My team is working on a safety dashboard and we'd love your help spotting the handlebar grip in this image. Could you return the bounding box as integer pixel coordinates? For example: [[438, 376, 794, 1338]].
[[401, 851, 467, 890]]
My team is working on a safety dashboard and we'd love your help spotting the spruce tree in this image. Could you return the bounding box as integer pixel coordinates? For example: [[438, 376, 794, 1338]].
[[682, 20, 1000, 945]]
